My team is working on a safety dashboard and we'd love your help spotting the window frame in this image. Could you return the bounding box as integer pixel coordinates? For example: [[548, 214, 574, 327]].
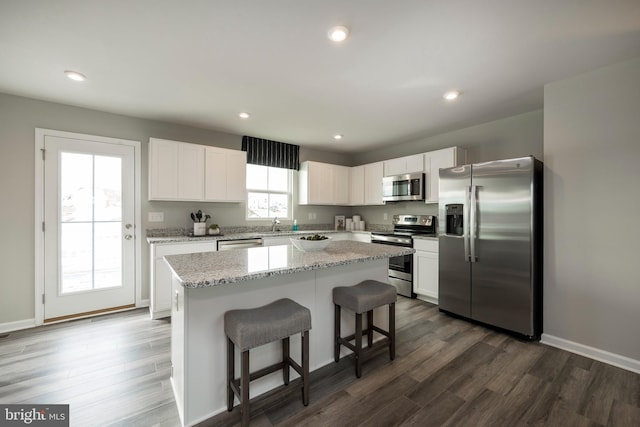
[[245, 164, 293, 221]]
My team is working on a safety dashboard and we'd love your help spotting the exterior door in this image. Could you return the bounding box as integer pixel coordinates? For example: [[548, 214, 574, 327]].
[[42, 135, 136, 322]]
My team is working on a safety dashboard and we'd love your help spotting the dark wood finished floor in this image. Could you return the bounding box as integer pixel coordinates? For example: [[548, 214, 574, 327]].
[[1, 299, 639, 426]]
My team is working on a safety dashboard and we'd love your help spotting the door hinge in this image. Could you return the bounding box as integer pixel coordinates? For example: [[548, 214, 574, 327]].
[[41, 148, 46, 160], [42, 221, 45, 232], [42, 294, 45, 304]]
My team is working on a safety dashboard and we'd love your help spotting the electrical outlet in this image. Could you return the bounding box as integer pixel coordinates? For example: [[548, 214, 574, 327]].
[[312, 212, 317, 220], [148, 212, 164, 222], [308, 212, 313, 220], [383, 213, 388, 220]]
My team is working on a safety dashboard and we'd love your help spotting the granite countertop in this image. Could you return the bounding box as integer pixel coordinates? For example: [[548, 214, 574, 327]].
[[165, 240, 414, 288], [147, 229, 364, 245]]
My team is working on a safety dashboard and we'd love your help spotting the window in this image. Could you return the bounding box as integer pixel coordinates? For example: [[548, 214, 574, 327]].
[[246, 164, 292, 219]]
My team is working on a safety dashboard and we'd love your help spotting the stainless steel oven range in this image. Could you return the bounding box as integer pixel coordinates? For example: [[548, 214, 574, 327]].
[[370, 214, 436, 297]]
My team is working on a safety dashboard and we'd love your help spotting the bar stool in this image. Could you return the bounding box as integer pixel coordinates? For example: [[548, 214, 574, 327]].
[[225, 298, 311, 427], [333, 280, 397, 378]]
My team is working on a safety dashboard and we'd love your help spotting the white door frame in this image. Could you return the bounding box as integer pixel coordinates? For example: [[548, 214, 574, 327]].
[[34, 128, 142, 325]]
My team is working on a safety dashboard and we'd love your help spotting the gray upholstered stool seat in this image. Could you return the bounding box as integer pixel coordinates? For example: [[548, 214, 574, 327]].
[[333, 280, 397, 378], [225, 298, 311, 427]]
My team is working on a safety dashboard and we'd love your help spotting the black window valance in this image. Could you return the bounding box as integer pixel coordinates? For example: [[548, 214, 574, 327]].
[[242, 136, 300, 170]]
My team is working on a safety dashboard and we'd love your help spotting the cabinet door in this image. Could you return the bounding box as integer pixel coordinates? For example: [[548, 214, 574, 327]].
[[308, 162, 334, 204], [177, 143, 205, 200], [364, 162, 385, 205], [226, 150, 247, 201], [425, 147, 463, 203], [405, 154, 425, 173], [333, 165, 350, 205], [204, 148, 227, 201], [349, 165, 365, 206], [414, 250, 439, 302], [383, 157, 405, 176], [149, 138, 179, 200]]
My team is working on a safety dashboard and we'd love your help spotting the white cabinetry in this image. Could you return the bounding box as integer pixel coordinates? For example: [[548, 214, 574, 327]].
[[413, 239, 439, 304], [424, 147, 466, 204], [383, 154, 424, 176], [204, 147, 246, 202], [299, 161, 350, 205], [349, 165, 365, 206], [149, 240, 218, 319], [149, 138, 205, 201], [149, 138, 246, 202], [364, 162, 385, 205]]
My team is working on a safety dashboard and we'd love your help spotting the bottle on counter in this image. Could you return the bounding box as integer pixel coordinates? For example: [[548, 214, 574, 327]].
[[292, 219, 298, 231]]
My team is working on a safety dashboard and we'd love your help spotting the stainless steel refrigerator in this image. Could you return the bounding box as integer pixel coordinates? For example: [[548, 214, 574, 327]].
[[438, 156, 542, 339]]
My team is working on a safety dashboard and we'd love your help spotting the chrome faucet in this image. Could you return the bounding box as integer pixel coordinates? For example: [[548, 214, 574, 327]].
[[271, 217, 281, 232]]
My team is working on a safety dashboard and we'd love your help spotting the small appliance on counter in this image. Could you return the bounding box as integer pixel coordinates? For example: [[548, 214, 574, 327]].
[[370, 214, 436, 297]]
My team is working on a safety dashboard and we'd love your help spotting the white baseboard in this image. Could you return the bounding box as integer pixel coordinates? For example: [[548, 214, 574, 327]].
[[139, 298, 150, 308], [541, 333, 640, 374], [0, 318, 36, 334]]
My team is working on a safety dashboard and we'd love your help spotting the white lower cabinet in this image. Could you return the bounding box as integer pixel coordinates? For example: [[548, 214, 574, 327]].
[[149, 241, 218, 319], [413, 239, 439, 304]]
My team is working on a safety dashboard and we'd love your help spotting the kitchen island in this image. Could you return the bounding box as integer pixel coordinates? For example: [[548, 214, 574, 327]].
[[165, 240, 413, 426]]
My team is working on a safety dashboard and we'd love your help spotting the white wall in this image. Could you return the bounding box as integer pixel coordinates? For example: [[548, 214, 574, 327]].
[[543, 56, 640, 364]]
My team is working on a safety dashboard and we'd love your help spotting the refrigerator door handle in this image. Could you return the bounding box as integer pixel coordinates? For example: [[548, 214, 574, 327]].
[[470, 185, 478, 262], [464, 186, 471, 262]]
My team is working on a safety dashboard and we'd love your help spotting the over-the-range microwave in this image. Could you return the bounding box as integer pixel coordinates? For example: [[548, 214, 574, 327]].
[[382, 172, 425, 202]]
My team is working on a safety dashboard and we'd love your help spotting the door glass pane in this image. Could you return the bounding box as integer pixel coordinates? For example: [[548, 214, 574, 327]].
[[60, 222, 93, 293], [59, 151, 123, 294], [94, 222, 122, 289], [94, 155, 122, 222], [60, 153, 94, 222]]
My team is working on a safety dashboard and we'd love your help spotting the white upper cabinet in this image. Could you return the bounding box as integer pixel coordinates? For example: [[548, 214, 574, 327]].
[[364, 161, 385, 205], [383, 153, 424, 176], [149, 138, 204, 201], [299, 161, 350, 205], [149, 138, 179, 200], [149, 138, 245, 202], [349, 165, 365, 206], [204, 147, 246, 202], [424, 147, 466, 203], [177, 143, 205, 201]]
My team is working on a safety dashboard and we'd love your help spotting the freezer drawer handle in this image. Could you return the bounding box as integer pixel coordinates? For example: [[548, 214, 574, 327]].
[[470, 185, 478, 262]]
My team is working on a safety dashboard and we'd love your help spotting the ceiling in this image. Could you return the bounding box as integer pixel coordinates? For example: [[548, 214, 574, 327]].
[[1, 1, 640, 153]]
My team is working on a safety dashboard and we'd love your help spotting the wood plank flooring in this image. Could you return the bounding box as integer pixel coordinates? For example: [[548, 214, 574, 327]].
[[1, 298, 639, 426]]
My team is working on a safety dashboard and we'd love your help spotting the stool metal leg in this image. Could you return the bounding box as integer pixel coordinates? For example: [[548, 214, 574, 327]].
[[282, 337, 290, 385], [389, 303, 396, 360], [302, 330, 310, 405], [241, 350, 250, 427], [334, 304, 341, 362], [355, 313, 363, 378], [367, 310, 374, 348], [227, 337, 234, 411]]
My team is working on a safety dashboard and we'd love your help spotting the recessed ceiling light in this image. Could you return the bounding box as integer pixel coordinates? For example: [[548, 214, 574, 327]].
[[64, 70, 87, 82], [328, 26, 349, 42], [333, 134, 343, 140], [443, 90, 460, 101], [238, 112, 250, 119]]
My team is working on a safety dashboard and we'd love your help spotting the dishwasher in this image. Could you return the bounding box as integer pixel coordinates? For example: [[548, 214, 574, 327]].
[[217, 238, 263, 251]]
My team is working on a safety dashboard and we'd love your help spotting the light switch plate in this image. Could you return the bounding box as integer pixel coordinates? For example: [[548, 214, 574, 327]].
[[148, 212, 164, 222]]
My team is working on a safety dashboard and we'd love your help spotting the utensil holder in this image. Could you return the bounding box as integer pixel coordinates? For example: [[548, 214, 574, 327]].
[[194, 223, 206, 236]]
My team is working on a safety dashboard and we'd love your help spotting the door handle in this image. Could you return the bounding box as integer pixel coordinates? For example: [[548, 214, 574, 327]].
[[464, 187, 470, 262], [124, 234, 133, 240], [469, 185, 478, 262]]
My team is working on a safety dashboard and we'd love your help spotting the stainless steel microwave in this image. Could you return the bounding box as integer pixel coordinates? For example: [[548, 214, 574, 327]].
[[382, 172, 425, 202]]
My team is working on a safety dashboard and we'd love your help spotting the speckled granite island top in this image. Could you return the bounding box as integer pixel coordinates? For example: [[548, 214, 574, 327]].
[[164, 240, 414, 288]]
